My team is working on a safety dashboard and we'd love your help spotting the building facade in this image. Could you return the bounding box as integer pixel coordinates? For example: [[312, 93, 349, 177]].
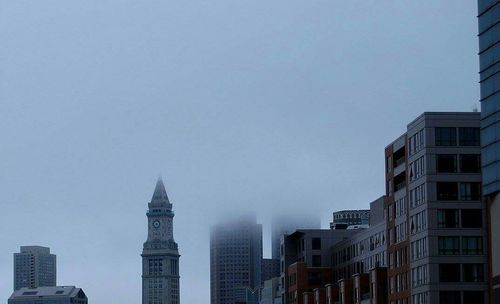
[[210, 216, 263, 304], [478, 1, 500, 303], [260, 278, 282, 304], [142, 178, 180, 304], [330, 210, 370, 230], [331, 197, 387, 284], [385, 112, 487, 304], [272, 216, 320, 260], [14, 246, 56, 291], [8, 286, 87, 304], [262, 258, 281, 285], [280, 229, 359, 304]]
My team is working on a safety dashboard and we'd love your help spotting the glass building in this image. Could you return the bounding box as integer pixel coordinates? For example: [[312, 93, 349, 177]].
[[478, 1, 500, 303]]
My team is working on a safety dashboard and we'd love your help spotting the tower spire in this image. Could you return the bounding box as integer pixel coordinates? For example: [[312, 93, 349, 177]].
[[151, 176, 170, 204]]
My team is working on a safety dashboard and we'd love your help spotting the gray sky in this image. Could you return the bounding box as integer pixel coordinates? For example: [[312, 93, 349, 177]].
[[0, 1, 478, 303]]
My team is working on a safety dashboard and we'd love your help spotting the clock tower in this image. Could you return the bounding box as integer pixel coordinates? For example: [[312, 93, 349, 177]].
[[142, 178, 180, 304]]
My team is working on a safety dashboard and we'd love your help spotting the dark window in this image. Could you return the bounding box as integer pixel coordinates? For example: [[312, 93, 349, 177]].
[[439, 264, 461, 282], [459, 127, 480, 146], [312, 238, 322, 250], [312, 255, 322, 267], [438, 237, 460, 255], [308, 272, 322, 285], [463, 264, 485, 282], [460, 183, 481, 201], [461, 209, 483, 228], [464, 291, 485, 304], [437, 182, 458, 200], [460, 154, 481, 173], [436, 127, 457, 146], [440, 291, 461, 304], [437, 209, 459, 228], [462, 237, 483, 255], [436, 155, 457, 173]]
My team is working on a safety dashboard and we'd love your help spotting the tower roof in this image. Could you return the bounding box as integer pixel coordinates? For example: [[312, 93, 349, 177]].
[[151, 177, 170, 204]]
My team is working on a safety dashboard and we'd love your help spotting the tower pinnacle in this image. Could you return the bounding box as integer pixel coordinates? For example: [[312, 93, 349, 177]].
[[151, 177, 170, 204]]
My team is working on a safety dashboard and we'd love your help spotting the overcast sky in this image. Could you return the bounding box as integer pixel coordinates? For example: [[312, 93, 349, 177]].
[[0, 1, 478, 303]]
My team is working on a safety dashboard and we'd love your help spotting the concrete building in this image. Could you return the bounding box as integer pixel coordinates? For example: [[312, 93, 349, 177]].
[[478, 1, 500, 303], [14, 246, 56, 291], [385, 112, 487, 304], [331, 197, 387, 283], [210, 216, 262, 304], [330, 210, 370, 230], [8, 286, 87, 304], [141, 178, 180, 304], [271, 216, 320, 260], [280, 228, 359, 304]]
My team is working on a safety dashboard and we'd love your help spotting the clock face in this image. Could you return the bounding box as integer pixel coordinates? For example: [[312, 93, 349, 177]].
[[153, 220, 161, 229]]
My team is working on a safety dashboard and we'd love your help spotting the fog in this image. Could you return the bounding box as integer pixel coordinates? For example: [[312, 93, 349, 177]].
[[0, 1, 478, 303]]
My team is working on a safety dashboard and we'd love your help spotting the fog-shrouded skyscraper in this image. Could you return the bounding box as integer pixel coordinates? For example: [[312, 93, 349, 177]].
[[14, 246, 56, 291], [478, 1, 500, 303], [142, 178, 180, 304], [210, 216, 262, 304]]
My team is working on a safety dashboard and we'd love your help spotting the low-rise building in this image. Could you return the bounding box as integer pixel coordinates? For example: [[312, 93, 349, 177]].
[[287, 262, 331, 304], [8, 286, 87, 304]]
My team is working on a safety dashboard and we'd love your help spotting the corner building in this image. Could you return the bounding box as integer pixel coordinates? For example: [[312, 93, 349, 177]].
[[385, 112, 487, 304], [478, 1, 500, 303], [142, 178, 180, 304]]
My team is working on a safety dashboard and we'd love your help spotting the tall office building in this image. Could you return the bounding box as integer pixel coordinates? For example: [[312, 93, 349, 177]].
[[210, 216, 262, 304], [142, 178, 180, 304], [478, 1, 500, 303], [385, 112, 487, 304], [14, 246, 56, 291]]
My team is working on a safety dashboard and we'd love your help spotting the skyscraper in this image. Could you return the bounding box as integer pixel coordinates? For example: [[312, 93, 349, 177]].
[[14, 246, 56, 291], [210, 216, 262, 304], [142, 178, 180, 304], [478, 1, 500, 303]]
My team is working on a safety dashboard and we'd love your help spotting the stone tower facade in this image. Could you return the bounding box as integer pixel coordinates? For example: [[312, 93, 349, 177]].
[[142, 178, 180, 304]]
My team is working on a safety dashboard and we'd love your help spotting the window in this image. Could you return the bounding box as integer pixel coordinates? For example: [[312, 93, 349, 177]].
[[460, 182, 481, 200], [435, 127, 457, 146], [437, 182, 458, 200], [439, 264, 460, 282], [410, 183, 426, 208], [312, 238, 321, 250], [463, 291, 485, 303], [460, 154, 481, 173], [409, 129, 425, 156], [462, 237, 483, 255], [410, 210, 427, 234], [436, 155, 457, 173], [409, 156, 425, 181], [438, 237, 460, 255], [461, 209, 482, 228], [312, 255, 322, 267], [437, 209, 459, 228], [440, 291, 461, 304], [308, 272, 322, 285], [463, 264, 484, 282], [459, 127, 480, 146]]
